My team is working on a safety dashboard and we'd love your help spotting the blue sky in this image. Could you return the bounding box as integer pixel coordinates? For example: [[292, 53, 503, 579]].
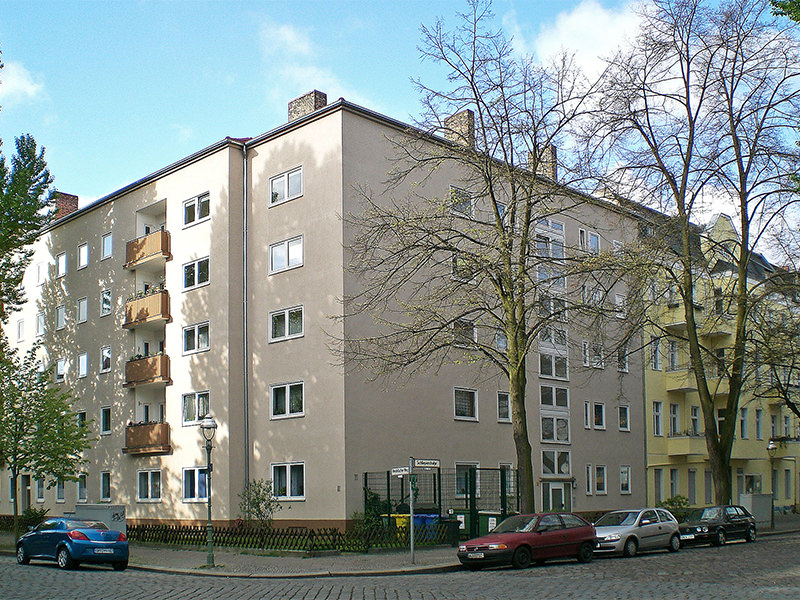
[[0, 0, 638, 203]]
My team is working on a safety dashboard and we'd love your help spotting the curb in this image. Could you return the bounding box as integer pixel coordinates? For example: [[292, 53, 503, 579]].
[[127, 562, 463, 578]]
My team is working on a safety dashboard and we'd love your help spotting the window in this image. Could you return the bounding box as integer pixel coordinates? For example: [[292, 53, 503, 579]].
[[537, 265, 566, 289], [495, 329, 508, 351], [653, 401, 663, 436], [690, 406, 700, 435], [36, 478, 45, 503], [269, 236, 303, 273], [784, 415, 791, 436], [582, 341, 604, 369], [704, 470, 713, 504], [497, 392, 510, 422], [618, 406, 630, 431], [100, 346, 111, 372], [270, 306, 303, 341], [271, 382, 304, 418], [101, 233, 113, 259], [182, 391, 210, 424], [77, 411, 86, 429], [755, 409, 763, 440], [739, 407, 749, 439], [454, 388, 477, 420], [593, 403, 606, 429], [100, 406, 111, 435], [539, 294, 566, 321], [16, 319, 24, 342], [183, 193, 210, 226], [542, 450, 570, 476], [182, 467, 208, 501], [455, 462, 480, 497], [650, 336, 662, 370], [449, 187, 473, 217], [56, 304, 66, 330], [688, 469, 697, 504], [183, 322, 210, 354], [771, 414, 778, 438], [55, 358, 66, 382], [786, 469, 792, 499], [100, 289, 112, 316], [579, 229, 600, 253], [667, 340, 679, 371], [77, 243, 89, 269], [452, 319, 476, 347], [540, 385, 568, 408], [272, 463, 305, 499], [669, 403, 680, 435], [56, 252, 67, 277], [56, 479, 65, 502], [36, 261, 46, 285], [77, 474, 87, 502], [620, 465, 631, 494], [101, 472, 111, 501], [269, 166, 302, 205], [138, 470, 161, 501], [183, 257, 210, 289], [654, 468, 663, 504], [541, 413, 570, 442], [36, 312, 44, 337], [595, 465, 607, 494], [617, 344, 629, 373], [77, 297, 88, 323], [78, 353, 88, 378], [540, 326, 567, 347], [585, 464, 593, 495], [670, 468, 679, 497], [584, 402, 591, 429], [615, 294, 626, 318], [540, 351, 568, 379], [535, 234, 564, 259]]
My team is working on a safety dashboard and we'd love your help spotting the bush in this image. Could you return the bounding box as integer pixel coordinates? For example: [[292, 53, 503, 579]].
[[21, 506, 49, 529], [238, 479, 281, 528], [657, 495, 691, 520]]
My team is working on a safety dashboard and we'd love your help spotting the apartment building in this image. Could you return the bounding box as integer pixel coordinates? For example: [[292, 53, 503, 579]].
[[2, 91, 648, 526], [644, 213, 800, 510]]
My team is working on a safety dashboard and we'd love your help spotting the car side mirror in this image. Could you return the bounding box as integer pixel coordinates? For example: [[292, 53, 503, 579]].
[[27, 525, 34, 532], [640, 519, 652, 526]]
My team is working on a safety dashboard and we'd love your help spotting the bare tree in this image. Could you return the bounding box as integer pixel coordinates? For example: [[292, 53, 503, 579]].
[[587, 0, 800, 504]]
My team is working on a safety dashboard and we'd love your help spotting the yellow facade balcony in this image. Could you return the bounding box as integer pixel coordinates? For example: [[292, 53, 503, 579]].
[[665, 367, 698, 392], [123, 354, 172, 388], [666, 433, 708, 456], [124, 230, 172, 269], [123, 289, 172, 329], [122, 422, 172, 456]]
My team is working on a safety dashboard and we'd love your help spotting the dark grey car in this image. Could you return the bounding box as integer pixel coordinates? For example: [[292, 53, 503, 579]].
[[595, 508, 681, 557]]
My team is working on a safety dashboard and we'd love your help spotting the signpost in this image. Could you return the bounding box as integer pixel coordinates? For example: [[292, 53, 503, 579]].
[[393, 457, 440, 564]]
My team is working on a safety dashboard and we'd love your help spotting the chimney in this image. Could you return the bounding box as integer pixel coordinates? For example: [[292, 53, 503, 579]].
[[444, 109, 475, 148], [530, 145, 558, 181], [288, 90, 328, 122], [54, 192, 79, 220]]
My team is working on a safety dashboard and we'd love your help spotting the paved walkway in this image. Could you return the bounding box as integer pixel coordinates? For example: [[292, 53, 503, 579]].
[[2, 513, 798, 578]]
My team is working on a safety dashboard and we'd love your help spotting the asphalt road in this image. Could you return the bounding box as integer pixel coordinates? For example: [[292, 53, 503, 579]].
[[2, 534, 799, 600]]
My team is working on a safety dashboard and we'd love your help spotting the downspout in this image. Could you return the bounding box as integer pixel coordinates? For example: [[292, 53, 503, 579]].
[[240, 140, 250, 490]]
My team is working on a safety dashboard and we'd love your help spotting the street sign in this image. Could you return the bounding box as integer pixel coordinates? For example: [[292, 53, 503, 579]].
[[391, 466, 410, 477], [413, 458, 440, 469]]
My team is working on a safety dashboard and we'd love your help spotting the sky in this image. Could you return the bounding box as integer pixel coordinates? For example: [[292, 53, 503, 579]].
[[0, 0, 641, 205]]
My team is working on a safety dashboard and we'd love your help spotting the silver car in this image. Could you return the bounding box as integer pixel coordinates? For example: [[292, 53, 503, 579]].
[[594, 508, 681, 557]]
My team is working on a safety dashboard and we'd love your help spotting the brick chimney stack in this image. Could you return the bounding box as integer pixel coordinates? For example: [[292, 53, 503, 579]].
[[288, 90, 328, 122], [444, 110, 475, 148], [54, 192, 79, 220]]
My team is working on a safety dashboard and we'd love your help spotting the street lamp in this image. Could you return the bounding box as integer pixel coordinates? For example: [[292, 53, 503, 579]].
[[767, 439, 777, 530], [200, 416, 217, 568]]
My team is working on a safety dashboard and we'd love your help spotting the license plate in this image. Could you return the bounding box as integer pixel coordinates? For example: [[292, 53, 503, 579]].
[[467, 552, 485, 559], [680, 534, 694, 540], [94, 548, 114, 554]]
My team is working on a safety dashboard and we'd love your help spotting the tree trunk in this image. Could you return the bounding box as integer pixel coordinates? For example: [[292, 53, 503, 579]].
[[11, 470, 20, 541], [509, 362, 534, 513]]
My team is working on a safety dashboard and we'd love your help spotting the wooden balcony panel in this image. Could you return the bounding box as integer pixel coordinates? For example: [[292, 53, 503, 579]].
[[124, 355, 172, 388], [122, 422, 172, 455], [123, 290, 172, 329], [125, 230, 172, 269]]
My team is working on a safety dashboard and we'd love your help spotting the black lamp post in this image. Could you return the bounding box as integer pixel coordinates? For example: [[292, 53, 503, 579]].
[[200, 416, 217, 567], [767, 439, 777, 530]]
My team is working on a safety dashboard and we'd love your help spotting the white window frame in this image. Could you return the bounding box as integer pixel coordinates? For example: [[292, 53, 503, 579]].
[[615, 294, 626, 318], [585, 464, 593, 495], [670, 468, 679, 498], [77, 474, 87, 503], [618, 405, 630, 432], [582, 341, 604, 369], [56, 479, 65, 503], [539, 350, 568, 380], [182, 391, 210, 425], [270, 382, 305, 419], [452, 319, 477, 347], [669, 403, 680, 435], [183, 257, 210, 290], [77, 297, 88, 323], [100, 345, 112, 373], [653, 401, 663, 436], [540, 384, 569, 409], [449, 186, 474, 218], [584, 401, 591, 429], [55, 304, 66, 330], [595, 464, 607, 495], [77, 242, 89, 269], [183, 193, 210, 227], [100, 289, 112, 316], [740, 407, 749, 439], [182, 466, 208, 502], [183, 322, 210, 355], [454, 387, 478, 421], [269, 166, 303, 206], [617, 344, 629, 373], [35, 312, 44, 337], [651, 337, 662, 370], [269, 306, 304, 342], [755, 408, 763, 440], [101, 233, 113, 260], [55, 358, 66, 382], [56, 252, 67, 277], [36, 477, 45, 503], [100, 406, 111, 435], [497, 391, 511, 423], [593, 402, 606, 430], [541, 412, 570, 443], [620, 465, 632, 494], [541, 449, 571, 477], [16, 318, 24, 342], [690, 405, 701, 435], [137, 469, 162, 502], [272, 462, 305, 500], [269, 236, 304, 274], [101, 471, 111, 502], [78, 352, 88, 378]]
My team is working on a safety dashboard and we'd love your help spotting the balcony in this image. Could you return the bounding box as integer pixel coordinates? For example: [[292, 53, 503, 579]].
[[123, 354, 172, 388], [123, 289, 171, 329], [666, 433, 707, 456], [700, 312, 734, 339], [665, 367, 698, 392], [124, 230, 172, 270], [122, 422, 172, 456]]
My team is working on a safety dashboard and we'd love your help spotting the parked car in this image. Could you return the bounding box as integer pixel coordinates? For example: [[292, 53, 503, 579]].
[[594, 508, 681, 557], [457, 512, 596, 569], [678, 505, 757, 546], [16, 517, 129, 570]]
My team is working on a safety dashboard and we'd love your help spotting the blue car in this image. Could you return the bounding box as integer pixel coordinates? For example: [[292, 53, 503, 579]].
[[16, 517, 129, 570]]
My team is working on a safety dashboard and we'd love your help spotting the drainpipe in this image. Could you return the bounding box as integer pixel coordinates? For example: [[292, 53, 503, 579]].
[[234, 139, 250, 492]]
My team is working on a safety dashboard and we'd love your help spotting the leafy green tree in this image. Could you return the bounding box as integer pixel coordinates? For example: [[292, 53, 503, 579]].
[[0, 335, 91, 538], [238, 479, 282, 528], [772, 0, 800, 21]]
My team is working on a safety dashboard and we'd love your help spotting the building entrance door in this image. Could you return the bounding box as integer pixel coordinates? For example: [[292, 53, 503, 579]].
[[542, 481, 571, 511]]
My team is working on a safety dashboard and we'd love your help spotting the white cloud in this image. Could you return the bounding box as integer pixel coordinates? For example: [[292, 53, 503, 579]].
[[0, 61, 45, 107], [260, 22, 313, 58]]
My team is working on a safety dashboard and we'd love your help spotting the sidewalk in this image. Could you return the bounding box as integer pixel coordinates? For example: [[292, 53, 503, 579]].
[[1, 513, 798, 578]]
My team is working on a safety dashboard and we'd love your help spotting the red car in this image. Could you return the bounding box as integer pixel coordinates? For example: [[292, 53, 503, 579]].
[[457, 512, 596, 570]]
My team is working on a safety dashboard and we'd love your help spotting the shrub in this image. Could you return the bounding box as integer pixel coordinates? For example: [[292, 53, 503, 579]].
[[238, 479, 281, 528], [21, 506, 49, 529]]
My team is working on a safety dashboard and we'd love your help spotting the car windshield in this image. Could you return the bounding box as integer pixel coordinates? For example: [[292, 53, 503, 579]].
[[687, 507, 722, 521], [65, 520, 92, 530], [596, 511, 639, 527], [492, 515, 538, 533]]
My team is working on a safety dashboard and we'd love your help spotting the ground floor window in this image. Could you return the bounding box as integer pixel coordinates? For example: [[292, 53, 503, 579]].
[[101, 471, 111, 501], [138, 470, 162, 502], [455, 462, 480, 498], [182, 467, 207, 501], [272, 462, 304, 499]]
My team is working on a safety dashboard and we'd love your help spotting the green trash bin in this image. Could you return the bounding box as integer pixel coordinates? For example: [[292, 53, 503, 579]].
[[478, 511, 503, 536]]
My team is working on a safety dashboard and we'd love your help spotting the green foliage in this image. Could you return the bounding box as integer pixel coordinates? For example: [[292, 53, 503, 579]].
[[772, 0, 800, 22], [657, 495, 692, 520], [238, 479, 282, 527], [21, 506, 48, 529], [362, 487, 385, 530]]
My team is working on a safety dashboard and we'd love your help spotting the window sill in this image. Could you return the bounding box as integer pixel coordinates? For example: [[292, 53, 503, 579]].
[[271, 413, 305, 420], [269, 263, 304, 276], [182, 217, 211, 230], [183, 347, 211, 357], [454, 416, 478, 422], [269, 193, 303, 208], [183, 281, 211, 293], [269, 335, 304, 344]]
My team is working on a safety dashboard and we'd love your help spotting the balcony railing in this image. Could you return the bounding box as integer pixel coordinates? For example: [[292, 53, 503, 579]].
[[123, 354, 172, 388], [123, 289, 171, 329], [666, 433, 707, 456], [122, 422, 171, 455], [665, 366, 698, 392], [125, 230, 172, 269]]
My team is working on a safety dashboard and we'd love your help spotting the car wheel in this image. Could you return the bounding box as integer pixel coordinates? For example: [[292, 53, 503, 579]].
[[57, 547, 75, 570], [668, 534, 680, 552], [745, 526, 757, 543], [112, 560, 128, 571], [511, 546, 532, 569], [622, 537, 638, 558], [713, 529, 726, 546], [577, 541, 594, 563], [16, 544, 30, 565]]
